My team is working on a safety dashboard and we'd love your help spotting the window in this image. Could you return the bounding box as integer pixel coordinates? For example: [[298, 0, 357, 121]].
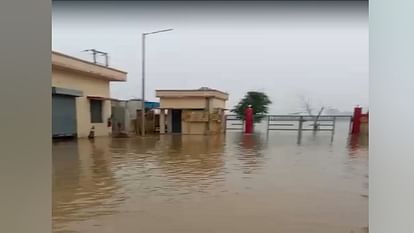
[[90, 99, 103, 123]]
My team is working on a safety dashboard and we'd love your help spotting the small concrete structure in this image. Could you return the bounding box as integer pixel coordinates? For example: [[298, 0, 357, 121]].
[[52, 51, 127, 138], [156, 87, 229, 135], [111, 99, 160, 135]]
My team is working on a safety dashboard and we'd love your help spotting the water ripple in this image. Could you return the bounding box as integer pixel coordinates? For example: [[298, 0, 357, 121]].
[[53, 123, 368, 233]]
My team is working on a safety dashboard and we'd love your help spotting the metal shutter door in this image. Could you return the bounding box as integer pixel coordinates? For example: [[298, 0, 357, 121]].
[[52, 94, 77, 137]]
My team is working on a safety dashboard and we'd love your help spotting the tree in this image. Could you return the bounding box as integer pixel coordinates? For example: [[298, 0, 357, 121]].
[[298, 95, 324, 131], [231, 91, 272, 123], [300, 96, 314, 115]]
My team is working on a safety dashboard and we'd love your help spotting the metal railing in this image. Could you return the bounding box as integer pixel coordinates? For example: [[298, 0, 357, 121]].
[[224, 114, 244, 132], [224, 114, 353, 144], [266, 115, 352, 144]]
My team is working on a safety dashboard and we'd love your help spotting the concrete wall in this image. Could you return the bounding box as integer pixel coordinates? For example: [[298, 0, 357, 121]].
[[52, 68, 112, 138], [124, 100, 161, 134], [360, 114, 369, 136], [181, 119, 223, 135], [360, 122, 368, 135], [160, 97, 207, 109], [208, 112, 224, 134], [160, 97, 226, 110], [182, 122, 223, 134], [208, 109, 224, 134], [181, 110, 206, 134], [182, 122, 207, 135], [125, 100, 141, 134], [180, 109, 224, 135], [111, 101, 130, 133], [125, 100, 142, 119], [208, 99, 225, 134], [210, 98, 226, 110]]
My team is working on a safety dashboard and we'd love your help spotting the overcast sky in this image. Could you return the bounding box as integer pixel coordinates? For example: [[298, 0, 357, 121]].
[[52, 1, 368, 114]]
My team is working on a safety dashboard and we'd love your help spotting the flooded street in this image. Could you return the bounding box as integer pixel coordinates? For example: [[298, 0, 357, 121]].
[[53, 122, 368, 233]]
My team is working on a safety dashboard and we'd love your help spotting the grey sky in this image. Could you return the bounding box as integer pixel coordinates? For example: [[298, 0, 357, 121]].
[[52, 1, 368, 114]]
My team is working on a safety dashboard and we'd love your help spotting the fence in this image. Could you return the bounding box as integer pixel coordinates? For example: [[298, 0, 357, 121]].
[[225, 114, 353, 144], [267, 115, 352, 144], [224, 114, 244, 132]]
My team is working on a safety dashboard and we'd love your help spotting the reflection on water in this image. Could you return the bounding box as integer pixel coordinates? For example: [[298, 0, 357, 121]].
[[348, 133, 369, 158], [236, 134, 266, 175], [53, 122, 368, 233], [52, 139, 122, 230]]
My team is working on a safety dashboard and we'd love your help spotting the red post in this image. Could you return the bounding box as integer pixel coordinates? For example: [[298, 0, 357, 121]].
[[351, 106, 362, 134], [245, 106, 254, 134]]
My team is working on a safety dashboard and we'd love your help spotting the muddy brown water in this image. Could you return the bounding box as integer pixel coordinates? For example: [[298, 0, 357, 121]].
[[53, 122, 368, 233]]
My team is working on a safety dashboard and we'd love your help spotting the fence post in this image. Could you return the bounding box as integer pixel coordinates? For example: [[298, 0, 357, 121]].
[[267, 115, 270, 133], [297, 116, 303, 145], [224, 115, 227, 134], [331, 116, 336, 143]]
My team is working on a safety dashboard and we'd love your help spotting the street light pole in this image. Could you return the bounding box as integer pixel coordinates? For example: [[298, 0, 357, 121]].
[[141, 28, 173, 136], [141, 33, 146, 136]]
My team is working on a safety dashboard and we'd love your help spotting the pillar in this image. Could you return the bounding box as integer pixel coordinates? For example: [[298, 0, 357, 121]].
[[351, 106, 362, 134], [167, 109, 172, 133], [160, 109, 165, 134], [245, 106, 254, 134]]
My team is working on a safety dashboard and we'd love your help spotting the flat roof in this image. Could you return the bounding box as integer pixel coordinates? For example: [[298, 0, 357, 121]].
[[52, 51, 127, 82], [157, 87, 228, 95]]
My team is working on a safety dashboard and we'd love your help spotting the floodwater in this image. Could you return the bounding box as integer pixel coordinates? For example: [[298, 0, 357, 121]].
[[53, 122, 368, 233]]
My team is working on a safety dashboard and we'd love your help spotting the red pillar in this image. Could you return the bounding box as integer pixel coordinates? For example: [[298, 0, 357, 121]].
[[245, 106, 254, 134], [351, 106, 362, 134]]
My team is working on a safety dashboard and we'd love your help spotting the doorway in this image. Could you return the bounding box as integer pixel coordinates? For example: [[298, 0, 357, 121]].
[[171, 109, 182, 133]]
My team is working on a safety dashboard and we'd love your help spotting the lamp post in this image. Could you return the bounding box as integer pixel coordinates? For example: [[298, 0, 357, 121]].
[[141, 28, 173, 136]]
